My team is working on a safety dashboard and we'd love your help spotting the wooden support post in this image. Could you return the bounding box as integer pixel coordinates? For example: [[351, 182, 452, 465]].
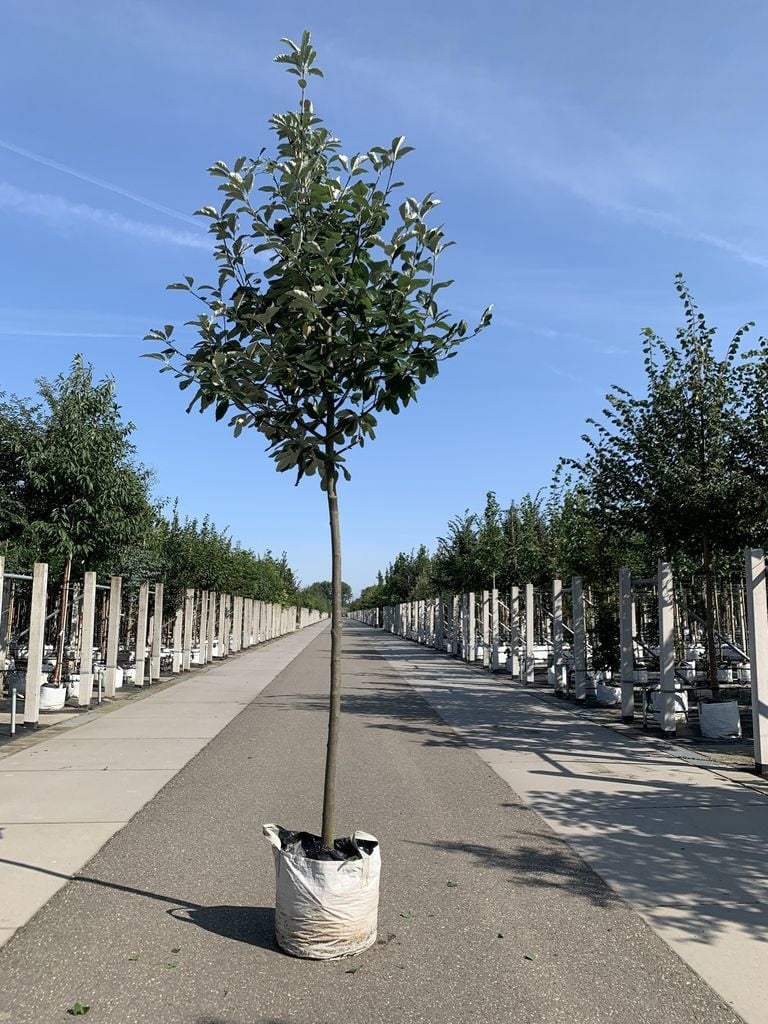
[[619, 567, 634, 722], [509, 586, 520, 677], [525, 583, 535, 683], [658, 561, 676, 738], [104, 576, 122, 698], [449, 596, 458, 656], [24, 562, 49, 727], [572, 576, 586, 702], [172, 606, 183, 673], [481, 590, 490, 668], [182, 588, 194, 671], [198, 590, 208, 665], [223, 596, 231, 653], [150, 582, 164, 681], [217, 594, 226, 654], [491, 588, 500, 669], [0, 555, 6, 674], [552, 579, 563, 692], [207, 591, 216, 660], [135, 582, 149, 686], [77, 571, 97, 707], [465, 593, 475, 662], [746, 549, 768, 775]]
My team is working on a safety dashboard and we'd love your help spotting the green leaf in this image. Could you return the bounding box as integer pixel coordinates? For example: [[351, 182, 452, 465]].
[[67, 1003, 90, 1016]]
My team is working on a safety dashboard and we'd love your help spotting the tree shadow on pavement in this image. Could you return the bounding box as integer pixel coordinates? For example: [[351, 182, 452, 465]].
[[0, 856, 280, 952], [407, 834, 621, 910], [169, 904, 278, 950]]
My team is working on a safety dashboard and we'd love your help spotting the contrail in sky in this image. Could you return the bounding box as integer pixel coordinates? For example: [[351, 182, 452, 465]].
[[0, 137, 201, 227]]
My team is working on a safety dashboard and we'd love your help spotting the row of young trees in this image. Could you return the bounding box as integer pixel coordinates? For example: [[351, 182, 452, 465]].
[[352, 279, 768, 677], [0, 356, 331, 613]]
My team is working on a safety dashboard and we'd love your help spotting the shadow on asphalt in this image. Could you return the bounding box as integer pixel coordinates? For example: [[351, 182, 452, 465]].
[[0, 856, 280, 952], [169, 904, 278, 950], [406, 833, 620, 909]]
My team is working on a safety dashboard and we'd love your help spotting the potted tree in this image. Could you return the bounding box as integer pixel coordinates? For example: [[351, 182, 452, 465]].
[[4, 357, 154, 708], [147, 31, 491, 958]]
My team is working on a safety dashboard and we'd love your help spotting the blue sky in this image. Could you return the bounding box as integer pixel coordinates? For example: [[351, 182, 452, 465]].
[[2, 1, 767, 594]]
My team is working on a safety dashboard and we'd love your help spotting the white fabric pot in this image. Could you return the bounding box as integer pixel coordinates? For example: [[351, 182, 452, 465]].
[[264, 824, 380, 960], [700, 700, 741, 739], [40, 684, 67, 711], [596, 682, 621, 706], [651, 688, 688, 721]]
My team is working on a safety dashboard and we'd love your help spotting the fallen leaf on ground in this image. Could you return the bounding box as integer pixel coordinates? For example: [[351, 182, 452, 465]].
[[171, 947, 181, 954], [127, 953, 140, 961], [446, 881, 459, 888], [67, 1003, 90, 1016], [523, 954, 537, 961], [345, 966, 361, 974], [399, 911, 415, 919], [497, 933, 504, 939]]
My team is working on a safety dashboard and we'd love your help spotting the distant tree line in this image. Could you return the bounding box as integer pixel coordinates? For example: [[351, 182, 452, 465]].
[[0, 355, 331, 612]]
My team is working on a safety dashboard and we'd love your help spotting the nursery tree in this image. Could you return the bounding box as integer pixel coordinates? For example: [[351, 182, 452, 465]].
[[148, 31, 491, 847], [18, 356, 153, 682], [564, 276, 766, 691]]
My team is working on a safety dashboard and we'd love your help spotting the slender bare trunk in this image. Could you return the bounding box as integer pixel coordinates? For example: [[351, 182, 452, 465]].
[[703, 535, 720, 698], [321, 472, 343, 849], [51, 554, 73, 686]]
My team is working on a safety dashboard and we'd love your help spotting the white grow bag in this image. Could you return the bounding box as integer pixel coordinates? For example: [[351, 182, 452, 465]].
[[651, 688, 689, 722], [264, 824, 380, 960], [699, 700, 742, 740], [596, 682, 621, 706]]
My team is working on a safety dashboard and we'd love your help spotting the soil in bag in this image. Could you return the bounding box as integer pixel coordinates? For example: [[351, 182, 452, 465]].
[[275, 827, 377, 862]]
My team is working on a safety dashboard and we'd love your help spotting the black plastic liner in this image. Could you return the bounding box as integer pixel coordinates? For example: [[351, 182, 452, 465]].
[[275, 827, 377, 862]]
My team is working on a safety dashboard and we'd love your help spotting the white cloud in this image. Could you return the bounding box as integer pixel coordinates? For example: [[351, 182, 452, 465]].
[[0, 182, 209, 248]]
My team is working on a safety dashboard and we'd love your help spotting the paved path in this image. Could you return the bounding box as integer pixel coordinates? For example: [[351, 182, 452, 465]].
[[0, 621, 750, 1024]]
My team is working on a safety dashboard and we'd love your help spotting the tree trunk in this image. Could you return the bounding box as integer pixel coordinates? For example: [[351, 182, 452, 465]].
[[321, 472, 343, 849], [702, 535, 720, 699], [51, 554, 73, 687]]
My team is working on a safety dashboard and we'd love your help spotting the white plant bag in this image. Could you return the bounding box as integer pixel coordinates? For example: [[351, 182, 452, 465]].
[[263, 824, 380, 960], [651, 688, 688, 721], [596, 682, 621, 706], [699, 700, 742, 740]]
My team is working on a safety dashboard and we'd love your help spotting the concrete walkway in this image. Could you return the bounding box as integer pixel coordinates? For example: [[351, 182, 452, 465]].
[[0, 621, 752, 1024], [0, 621, 328, 949]]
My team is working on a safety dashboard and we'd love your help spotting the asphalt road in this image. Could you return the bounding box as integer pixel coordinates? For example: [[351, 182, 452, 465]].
[[0, 622, 742, 1024]]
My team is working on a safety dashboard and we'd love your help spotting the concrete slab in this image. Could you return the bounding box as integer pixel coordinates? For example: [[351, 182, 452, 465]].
[[0, 822, 120, 931], [0, 768, 178, 823], [69, 715, 237, 739], [0, 737, 211, 772]]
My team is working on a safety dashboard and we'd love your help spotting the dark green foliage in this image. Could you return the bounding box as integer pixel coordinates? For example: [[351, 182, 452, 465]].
[[147, 32, 491, 487], [0, 356, 154, 575]]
